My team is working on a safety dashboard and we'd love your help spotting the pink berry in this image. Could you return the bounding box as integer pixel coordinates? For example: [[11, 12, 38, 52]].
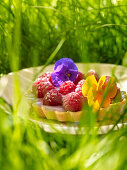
[[43, 89, 62, 106], [74, 72, 84, 85], [63, 92, 84, 112], [59, 81, 76, 95]]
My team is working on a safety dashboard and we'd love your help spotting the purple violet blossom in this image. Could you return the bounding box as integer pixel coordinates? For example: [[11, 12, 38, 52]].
[[51, 58, 78, 87]]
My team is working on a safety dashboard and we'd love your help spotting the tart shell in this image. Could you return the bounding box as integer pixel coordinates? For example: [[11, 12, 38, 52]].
[[31, 98, 126, 123]]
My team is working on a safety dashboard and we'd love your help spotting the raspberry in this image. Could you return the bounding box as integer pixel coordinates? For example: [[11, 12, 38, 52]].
[[32, 77, 43, 92], [74, 72, 84, 85], [40, 72, 51, 79], [85, 69, 99, 82], [35, 81, 55, 98], [39, 72, 52, 84], [75, 80, 85, 96], [63, 92, 84, 112], [43, 89, 62, 106], [32, 73, 54, 94], [77, 79, 85, 87], [33, 77, 43, 85], [59, 81, 76, 95]]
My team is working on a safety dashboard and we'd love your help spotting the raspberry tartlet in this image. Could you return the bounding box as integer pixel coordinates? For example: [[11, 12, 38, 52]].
[[27, 58, 127, 123]]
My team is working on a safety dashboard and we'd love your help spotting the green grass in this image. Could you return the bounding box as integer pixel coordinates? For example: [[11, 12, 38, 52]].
[[0, 0, 127, 74], [0, 0, 127, 170]]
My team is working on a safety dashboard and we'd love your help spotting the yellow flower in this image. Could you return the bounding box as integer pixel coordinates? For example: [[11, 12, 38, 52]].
[[82, 75, 117, 110]]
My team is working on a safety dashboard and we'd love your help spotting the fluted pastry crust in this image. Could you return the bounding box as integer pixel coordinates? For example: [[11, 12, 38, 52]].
[[31, 98, 126, 122]]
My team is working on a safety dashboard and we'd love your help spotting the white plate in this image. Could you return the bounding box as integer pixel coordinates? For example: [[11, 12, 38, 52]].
[[0, 63, 127, 134]]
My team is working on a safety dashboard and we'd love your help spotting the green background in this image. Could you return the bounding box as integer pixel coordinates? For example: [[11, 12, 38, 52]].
[[0, 0, 127, 74]]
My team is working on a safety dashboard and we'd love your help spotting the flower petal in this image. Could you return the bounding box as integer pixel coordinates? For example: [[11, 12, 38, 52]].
[[55, 64, 67, 74], [106, 78, 117, 98], [93, 100, 100, 110], [51, 72, 69, 87], [96, 91, 111, 108], [97, 75, 105, 91], [68, 69, 78, 81], [82, 75, 97, 97], [51, 58, 79, 86], [54, 58, 78, 70], [108, 85, 117, 98], [102, 97, 111, 108], [87, 87, 94, 106]]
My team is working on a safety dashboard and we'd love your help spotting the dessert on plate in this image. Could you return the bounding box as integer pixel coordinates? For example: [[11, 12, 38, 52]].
[[27, 58, 127, 123]]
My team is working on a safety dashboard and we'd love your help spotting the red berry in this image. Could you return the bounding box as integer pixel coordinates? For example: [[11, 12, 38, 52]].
[[74, 72, 84, 85], [35, 81, 55, 98], [40, 72, 51, 79], [63, 92, 84, 112], [85, 69, 99, 82], [75, 88, 82, 96], [43, 89, 62, 106], [33, 77, 43, 86], [32, 77, 43, 92], [39, 72, 53, 84], [59, 81, 76, 95], [32, 72, 54, 95], [77, 79, 85, 87], [75, 80, 85, 96]]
